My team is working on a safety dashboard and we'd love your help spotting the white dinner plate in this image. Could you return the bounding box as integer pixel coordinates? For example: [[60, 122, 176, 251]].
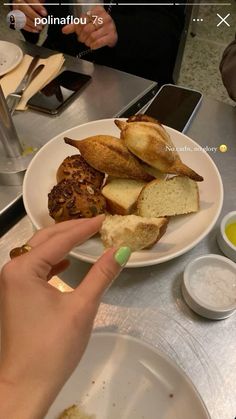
[[23, 118, 223, 267], [45, 333, 210, 419], [0, 41, 23, 76]]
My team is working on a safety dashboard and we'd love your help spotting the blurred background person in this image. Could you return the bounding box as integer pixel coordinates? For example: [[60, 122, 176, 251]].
[[12, 0, 185, 85], [220, 35, 236, 101]]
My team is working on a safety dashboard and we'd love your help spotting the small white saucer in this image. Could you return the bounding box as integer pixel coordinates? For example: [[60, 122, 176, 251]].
[[182, 254, 236, 320]]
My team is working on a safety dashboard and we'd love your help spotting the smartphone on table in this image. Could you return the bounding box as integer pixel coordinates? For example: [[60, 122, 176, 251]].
[[28, 70, 91, 115], [144, 84, 203, 132]]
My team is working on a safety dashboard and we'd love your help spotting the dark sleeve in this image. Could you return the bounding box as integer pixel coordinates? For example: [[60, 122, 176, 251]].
[[220, 36, 236, 101], [104, 5, 185, 83]]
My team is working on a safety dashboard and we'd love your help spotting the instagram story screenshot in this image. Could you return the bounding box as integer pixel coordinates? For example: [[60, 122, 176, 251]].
[[0, 1, 236, 419]]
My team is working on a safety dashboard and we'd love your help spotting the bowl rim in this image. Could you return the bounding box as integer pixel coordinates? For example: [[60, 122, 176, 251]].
[[183, 254, 236, 313], [220, 211, 236, 251]]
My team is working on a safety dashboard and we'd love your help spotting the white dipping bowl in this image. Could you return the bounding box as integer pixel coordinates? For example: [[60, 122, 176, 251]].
[[217, 211, 236, 262], [182, 254, 236, 320]]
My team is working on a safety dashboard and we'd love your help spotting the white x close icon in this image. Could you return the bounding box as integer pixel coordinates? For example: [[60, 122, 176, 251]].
[[217, 13, 230, 27]]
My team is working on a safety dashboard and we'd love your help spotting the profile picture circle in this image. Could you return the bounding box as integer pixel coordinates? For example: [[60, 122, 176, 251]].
[[6, 10, 26, 30]]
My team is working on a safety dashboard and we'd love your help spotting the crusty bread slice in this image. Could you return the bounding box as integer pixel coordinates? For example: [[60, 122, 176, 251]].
[[138, 176, 199, 217], [100, 214, 168, 252], [102, 178, 146, 215]]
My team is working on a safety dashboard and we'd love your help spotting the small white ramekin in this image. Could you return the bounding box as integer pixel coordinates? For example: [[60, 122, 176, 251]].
[[217, 211, 236, 262], [182, 254, 236, 320]]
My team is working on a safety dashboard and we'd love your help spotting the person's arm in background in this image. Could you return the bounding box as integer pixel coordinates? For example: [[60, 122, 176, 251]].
[[11, 0, 47, 44], [0, 216, 131, 419], [12, 0, 47, 32], [62, 5, 118, 50], [220, 36, 236, 101], [11, 1, 115, 56]]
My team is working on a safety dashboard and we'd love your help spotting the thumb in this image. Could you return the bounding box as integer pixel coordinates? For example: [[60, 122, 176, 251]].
[[62, 24, 76, 34], [74, 246, 131, 302]]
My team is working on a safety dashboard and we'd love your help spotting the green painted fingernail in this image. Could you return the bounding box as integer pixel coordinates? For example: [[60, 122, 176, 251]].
[[114, 246, 131, 267]]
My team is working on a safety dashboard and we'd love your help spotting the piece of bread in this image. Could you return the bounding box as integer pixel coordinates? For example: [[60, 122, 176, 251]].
[[102, 178, 146, 215], [64, 136, 152, 181], [48, 179, 106, 222], [140, 162, 166, 180], [100, 214, 168, 252], [58, 404, 95, 419], [115, 115, 203, 182], [57, 155, 104, 189], [137, 176, 199, 218]]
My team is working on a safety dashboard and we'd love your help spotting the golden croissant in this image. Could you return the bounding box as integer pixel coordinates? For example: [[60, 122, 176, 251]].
[[64, 135, 152, 181], [115, 115, 203, 182]]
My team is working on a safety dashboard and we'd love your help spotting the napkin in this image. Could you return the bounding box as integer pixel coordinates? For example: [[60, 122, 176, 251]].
[[0, 53, 65, 110]]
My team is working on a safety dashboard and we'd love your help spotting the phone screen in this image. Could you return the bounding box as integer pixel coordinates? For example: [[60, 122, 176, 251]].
[[145, 85, 202, 132], [28, 70, 91, 114]]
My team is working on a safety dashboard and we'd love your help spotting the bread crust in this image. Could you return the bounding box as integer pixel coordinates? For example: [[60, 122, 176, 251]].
[[102, 178, 146, 215], [64, 136, 152, 181], [104, 196, 137, 215], [56, 154, 104, 188], [141, 217, 169, 249], [48, 179, 106, 222], [140, 162, 167, 180], [127, 114, 162, 124]]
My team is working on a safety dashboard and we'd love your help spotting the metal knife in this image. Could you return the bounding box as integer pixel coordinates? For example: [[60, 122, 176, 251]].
[[6, 54, 40, 113], [10, 63, 45, 115]]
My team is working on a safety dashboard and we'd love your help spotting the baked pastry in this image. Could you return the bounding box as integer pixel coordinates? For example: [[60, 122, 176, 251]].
[[140, 162, 166, 180], [137, 176, 199, 217], [100, 214, 168, 252], [102, 178, 146, 215], [57, 154, 104, 189], [64, 136, 152, 181], [115, 115, 203, 182], [48, 179, 106, 222]]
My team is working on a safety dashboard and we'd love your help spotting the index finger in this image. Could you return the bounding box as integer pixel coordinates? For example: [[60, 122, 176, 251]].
[[26, 0, 47, 15], [62, 20, 85, 37], [62, 23, 76, 35], [28, 215, 105, 272], [28, 218, 92, 248], [88, 5, 106, 15], [13, 0, 47, 16]]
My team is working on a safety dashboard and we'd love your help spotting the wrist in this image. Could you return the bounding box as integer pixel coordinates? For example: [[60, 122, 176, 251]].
[[0, 371, 53, 419]]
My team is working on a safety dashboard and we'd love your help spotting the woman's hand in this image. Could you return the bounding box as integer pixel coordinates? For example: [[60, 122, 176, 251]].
[[0, 216, 131, 419], [62, 6, 118, 50], [12, 0, 47, 32]]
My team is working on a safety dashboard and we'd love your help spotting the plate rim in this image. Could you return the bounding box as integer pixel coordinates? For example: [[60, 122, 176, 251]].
[[23, 118, 224, 268], [0, 40, 23, 77]]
